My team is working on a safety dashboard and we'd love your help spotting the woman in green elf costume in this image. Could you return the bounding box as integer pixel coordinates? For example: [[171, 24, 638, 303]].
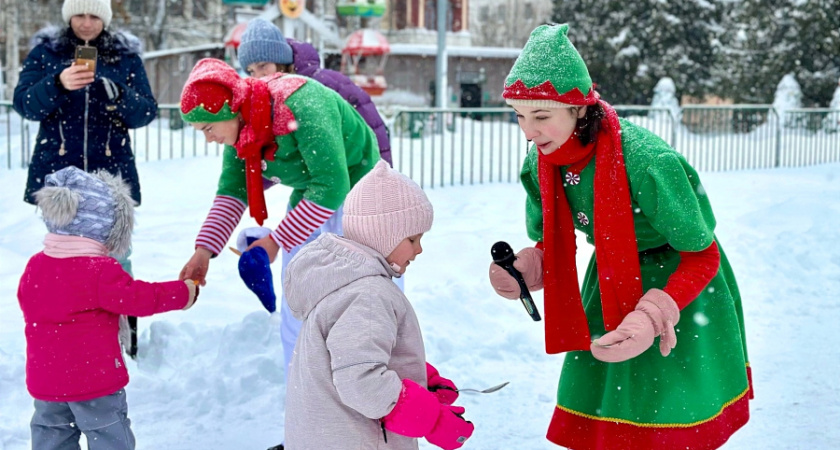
[[177, 58, 380, 423], [488, 24, 752, 449]]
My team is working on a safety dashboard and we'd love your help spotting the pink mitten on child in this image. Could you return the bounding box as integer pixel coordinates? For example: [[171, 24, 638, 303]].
[[590, 288, 680, 363], [382, 379, 474, 450], [426, 362, 458, 405]]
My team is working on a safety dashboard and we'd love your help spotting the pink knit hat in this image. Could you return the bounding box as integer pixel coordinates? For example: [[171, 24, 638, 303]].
[[343, 161, 434, 257]]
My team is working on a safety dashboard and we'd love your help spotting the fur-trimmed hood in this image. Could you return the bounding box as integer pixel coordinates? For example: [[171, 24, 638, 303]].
[[30, 25, 142, 61]]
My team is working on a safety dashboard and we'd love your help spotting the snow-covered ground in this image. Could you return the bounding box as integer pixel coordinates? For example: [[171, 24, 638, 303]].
[[1, 157, 838, 449]]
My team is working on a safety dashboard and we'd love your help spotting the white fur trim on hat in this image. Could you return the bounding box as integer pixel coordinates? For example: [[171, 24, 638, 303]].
[[62, 0, 113, 27], [505, 98, 576, 109], [236, 226, 272, 253], [342, 161, 434, 258]]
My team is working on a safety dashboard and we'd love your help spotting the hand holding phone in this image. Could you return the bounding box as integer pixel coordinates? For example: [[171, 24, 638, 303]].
[[75, 45, 97, 73], [57, 45, 96, 91]]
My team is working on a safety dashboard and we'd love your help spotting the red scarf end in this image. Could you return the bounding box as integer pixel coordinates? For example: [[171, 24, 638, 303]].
[[545, 315, 592, 354], [251, 212, 266, 227], [545, 335, 592, 354], [601, 313, 624, 332]]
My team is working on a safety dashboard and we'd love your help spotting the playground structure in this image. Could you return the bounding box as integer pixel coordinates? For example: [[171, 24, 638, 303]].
[[341, 28, 390, 96], [220, 0, 391, 96]]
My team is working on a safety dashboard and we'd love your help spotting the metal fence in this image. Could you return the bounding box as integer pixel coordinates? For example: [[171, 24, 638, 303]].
[[0, 102, 225, 170], [2, 101, 839, 188], [387, 105, 840, 187]]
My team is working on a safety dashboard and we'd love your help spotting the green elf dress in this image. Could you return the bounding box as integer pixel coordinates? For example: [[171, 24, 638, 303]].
[[505, 25, 752, 450]]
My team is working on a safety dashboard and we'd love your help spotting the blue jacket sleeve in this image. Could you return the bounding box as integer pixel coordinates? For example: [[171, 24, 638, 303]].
[[104, 53, 157, 129], [13, 46, 70, 121]]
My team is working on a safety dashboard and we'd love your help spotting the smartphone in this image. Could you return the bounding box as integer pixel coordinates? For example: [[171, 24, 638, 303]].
[[75, 45, 97, 72]]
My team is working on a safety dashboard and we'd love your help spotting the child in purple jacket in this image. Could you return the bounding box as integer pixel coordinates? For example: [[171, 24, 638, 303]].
[[17, 166, 198, 450]]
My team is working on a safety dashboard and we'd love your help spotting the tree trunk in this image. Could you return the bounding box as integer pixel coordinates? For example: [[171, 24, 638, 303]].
[[3, 2, 21, 101]]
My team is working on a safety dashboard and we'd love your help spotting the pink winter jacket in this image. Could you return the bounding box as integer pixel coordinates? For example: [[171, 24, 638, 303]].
[[17, 252, 192, 402]]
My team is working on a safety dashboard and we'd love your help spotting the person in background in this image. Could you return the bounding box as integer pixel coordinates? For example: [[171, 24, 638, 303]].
[[283, 160, 473, 450], [13, 0, 158, 360], [488, 24, 752, 449], [237, 18, 392, 166], [177, 57, 380, 450], [18, 166, 198, 450]]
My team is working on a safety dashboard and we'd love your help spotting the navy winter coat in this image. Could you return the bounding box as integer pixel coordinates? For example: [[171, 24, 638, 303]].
[[14, 27, 156, 205], [288, 39, 392, 165]]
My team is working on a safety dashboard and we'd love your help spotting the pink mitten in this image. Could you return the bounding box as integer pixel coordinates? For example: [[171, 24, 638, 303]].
[[488, 247, 544, 299], [590, 289, 680, 363], [426, 405, 475, 450], [382, 379, 474, 450], [426, 362, 458, 405]]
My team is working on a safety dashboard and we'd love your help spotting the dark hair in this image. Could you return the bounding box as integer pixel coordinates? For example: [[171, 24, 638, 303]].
[[275, 63, 296, 74], [574, 102, 605, 146]]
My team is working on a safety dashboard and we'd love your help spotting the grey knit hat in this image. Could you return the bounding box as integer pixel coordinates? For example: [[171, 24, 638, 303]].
[[343, 161, 434, 258], [62, 0, 112, 27], [237, 18, 294, 70], [35, 166, 135, 257]]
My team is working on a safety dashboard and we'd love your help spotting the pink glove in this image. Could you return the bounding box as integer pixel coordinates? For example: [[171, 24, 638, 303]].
[[382, 379, 474, 450], [426, 362, 459, 405], [590, 289, 680, 363], [488, 247, 544, 299]]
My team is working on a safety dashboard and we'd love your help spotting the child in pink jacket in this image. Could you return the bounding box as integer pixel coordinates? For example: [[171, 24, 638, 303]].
[[17, 166, 198, 450]]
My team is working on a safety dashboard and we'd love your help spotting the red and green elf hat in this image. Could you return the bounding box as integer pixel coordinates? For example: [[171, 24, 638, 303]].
[[180, 58, 246, 123], [179, 58, 278, 226], [503, 24, 598, 108]]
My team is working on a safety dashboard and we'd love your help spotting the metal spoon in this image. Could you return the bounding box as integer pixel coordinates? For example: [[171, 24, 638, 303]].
[[453, 381, 510, 394]]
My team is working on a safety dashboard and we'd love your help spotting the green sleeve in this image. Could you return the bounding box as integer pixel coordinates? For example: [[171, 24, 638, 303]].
[[635, 152, 716, 251], [520, 145, 544, 243], [216, 145, 248, 204], [283, 84, 352, 210]]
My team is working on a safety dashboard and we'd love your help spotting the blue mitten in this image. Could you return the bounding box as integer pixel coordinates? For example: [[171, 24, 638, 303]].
[[236, 227, 276, 313]]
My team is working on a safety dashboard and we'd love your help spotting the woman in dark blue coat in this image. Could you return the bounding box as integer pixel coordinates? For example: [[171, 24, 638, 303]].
[[14, 3, 156, 206]]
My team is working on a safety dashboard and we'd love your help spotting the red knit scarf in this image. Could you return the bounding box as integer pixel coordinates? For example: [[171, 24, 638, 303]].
[[235, 78, 277, 226], [538, 100, 643, 354]]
